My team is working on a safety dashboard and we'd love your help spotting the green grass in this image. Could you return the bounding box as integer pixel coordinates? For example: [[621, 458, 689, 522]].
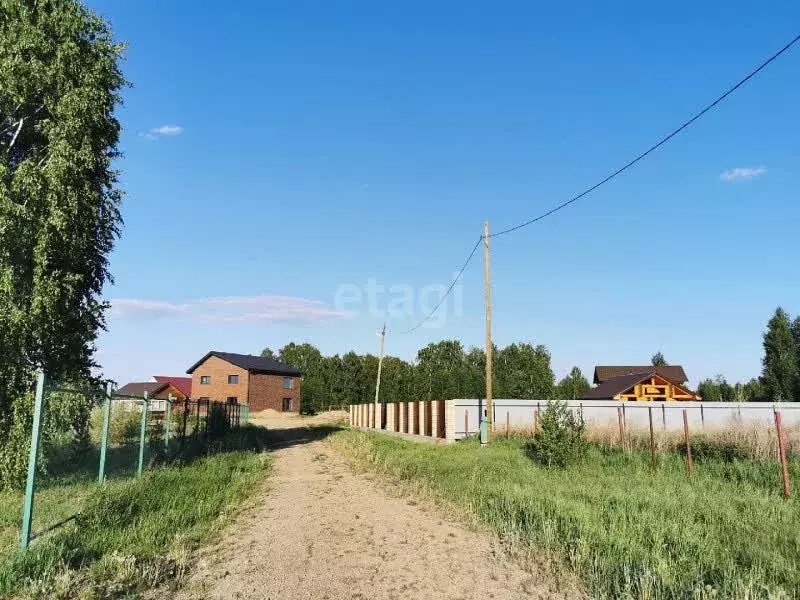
[[0, 444, 143, 558], [331, 429, 800, 600], [0, 426, 272, 599]]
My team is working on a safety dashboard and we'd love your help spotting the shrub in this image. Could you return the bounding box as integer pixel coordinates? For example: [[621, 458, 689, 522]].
[[1, 388, 97, 490], [90, 406, 142, 446], [207, 403, 231, 440], [524, 400, 587, 468], [679, 437, 749, 463], [110, 407, 142, 446]]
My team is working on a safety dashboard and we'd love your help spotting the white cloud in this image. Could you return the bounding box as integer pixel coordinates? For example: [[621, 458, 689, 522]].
[[109, 295, 350, 324], [139, 125, 183, 140], [109, 299, 189, 319], [720, 166, 767, 182]]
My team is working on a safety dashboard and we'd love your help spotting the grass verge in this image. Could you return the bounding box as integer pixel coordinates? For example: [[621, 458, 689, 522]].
[[0, 425, 271, 599], [330, 428, 800, 600]]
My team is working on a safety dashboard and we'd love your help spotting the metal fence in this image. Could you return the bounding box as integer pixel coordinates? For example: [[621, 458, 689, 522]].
[[19, 372, 246, 551]]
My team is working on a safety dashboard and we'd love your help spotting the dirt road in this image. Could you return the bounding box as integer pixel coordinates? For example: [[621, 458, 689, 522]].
[[176, 414, 567, 600]]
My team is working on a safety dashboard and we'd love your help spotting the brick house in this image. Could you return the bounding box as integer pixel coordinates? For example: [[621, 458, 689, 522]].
[[186, 351, 303, 413]]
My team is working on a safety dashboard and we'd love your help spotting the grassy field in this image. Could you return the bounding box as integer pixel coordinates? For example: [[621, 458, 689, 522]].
[[0, 426, 271, 599], [331, 429, 800, 600]]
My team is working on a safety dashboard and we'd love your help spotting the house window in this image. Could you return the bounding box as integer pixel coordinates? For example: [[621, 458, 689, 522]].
[[227, 396, 237, 404], [228, 374, 239, 384], [282, 398, 292, 411], [282, 377, 294, 390], [200, 376, 211, 385]]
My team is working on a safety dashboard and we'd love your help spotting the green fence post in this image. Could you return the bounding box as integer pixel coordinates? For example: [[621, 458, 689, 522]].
[[137, 391, 148, 478], [164, 394, 173, 454], [20, 371, 46, 552], [98, 381, 113, 484]]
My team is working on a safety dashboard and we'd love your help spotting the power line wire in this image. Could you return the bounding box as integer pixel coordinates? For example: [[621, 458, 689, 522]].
[[490, 31, 800, 238], [390, 31, 800, 334], [394, 235, 483, 334]]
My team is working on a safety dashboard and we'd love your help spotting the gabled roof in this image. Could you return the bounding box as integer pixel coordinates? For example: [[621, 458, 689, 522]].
[[115, 381, 168, 398], [593, 365, 687, 385], [582, 371, 697, 401], [186, 351, 303, 376], [582, 373, 655, 400], [153, 376, 192, 397]]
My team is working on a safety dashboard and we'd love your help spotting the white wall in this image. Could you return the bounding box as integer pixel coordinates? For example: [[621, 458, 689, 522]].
[[453, 399, 800, 439]]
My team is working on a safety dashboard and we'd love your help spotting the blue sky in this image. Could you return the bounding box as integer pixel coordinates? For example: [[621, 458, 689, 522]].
[[90, 0, 800, 387]]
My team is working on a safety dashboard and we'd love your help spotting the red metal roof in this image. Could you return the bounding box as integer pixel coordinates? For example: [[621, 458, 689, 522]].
[[153, 376, 192, 397]]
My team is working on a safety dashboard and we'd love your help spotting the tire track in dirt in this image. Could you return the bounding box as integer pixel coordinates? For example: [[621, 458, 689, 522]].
[[176, 419, 574, 600]]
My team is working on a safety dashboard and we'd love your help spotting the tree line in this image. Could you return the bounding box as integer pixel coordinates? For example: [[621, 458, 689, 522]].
[[263, 341, 591, 414], [676, 307, 800, 403], [271, 305, 800, 413]]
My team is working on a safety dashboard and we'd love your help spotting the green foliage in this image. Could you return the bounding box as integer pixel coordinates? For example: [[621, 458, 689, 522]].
[[729, 377, 765, 402], [273, 339, 558, 414], [524, 400, 587, 468], [0, 393, 34, 489], [495, 343, 555, 399], [0, 387, 101, 490], [554, 366, 590, 400], [0, 438, 268, 598], [678, 437, 749, 463], [89, 406, 140, 446], [762, 307, 798, 401], [206, 402, 231, 439], [697, 374, 737, 402], [333, 429, 800, 599], [0, 0, 126, 488], [651, 351, 667, 366], [113, 409, 142, 446]]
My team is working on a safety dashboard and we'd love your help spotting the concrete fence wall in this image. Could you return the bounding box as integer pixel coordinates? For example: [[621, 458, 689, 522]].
[[455, 399, 800, 439], [348, 400, 456, 442], [349, 399, 800, 441]]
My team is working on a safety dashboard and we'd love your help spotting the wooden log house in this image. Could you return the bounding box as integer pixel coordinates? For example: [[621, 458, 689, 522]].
[[582, 365, 700, 401]]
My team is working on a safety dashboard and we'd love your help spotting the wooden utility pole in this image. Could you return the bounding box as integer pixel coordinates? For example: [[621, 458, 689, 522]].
[[374, 322, 386, 427], [483, 221, 493, 437]]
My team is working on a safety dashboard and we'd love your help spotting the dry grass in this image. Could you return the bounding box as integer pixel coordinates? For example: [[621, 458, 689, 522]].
[[488, 415, 798, 461], [586, 421, 799, 460]]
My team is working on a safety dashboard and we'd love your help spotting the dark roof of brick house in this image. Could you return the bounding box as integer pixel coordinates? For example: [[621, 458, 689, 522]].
[[115, 381, 168, 398], [186, 351, 303, 376], [593, 365, 687, 385], [153, 376, 192, 397]]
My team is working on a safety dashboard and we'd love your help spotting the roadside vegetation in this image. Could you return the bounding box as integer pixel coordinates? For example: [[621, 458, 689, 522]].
[[331, 425, 800, 599], [0, 425, 271, 599]]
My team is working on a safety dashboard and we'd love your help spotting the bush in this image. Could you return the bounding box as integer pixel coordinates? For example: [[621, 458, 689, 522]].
[[110, 407, 142, 446], [1, 388, 97, 490], [679, 437, 749, 463], [207, 403, 231, 440], [90, 406, 142, 446], [524, 400, 587, 468]]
